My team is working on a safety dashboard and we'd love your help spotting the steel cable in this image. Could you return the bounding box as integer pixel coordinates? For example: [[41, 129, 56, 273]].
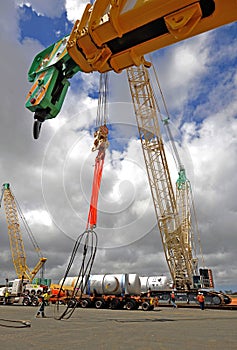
[[0, 318, 31, 328], [54, 229, 97, 320]]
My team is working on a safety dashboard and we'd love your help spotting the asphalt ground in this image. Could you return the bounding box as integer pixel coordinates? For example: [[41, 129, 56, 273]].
[[0, 305, 236, 350]]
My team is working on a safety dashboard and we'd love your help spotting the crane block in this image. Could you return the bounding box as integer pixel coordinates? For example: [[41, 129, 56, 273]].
[[92, 125, 109, 152]]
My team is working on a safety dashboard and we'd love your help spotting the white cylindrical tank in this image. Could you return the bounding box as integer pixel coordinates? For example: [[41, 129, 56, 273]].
[[58, 276, 88, 292], [89, 274, 124, 295], [125, 274, 141, 295], [59, 277, 77, 287], [140, 276, 171, 292], [140, 276, 149, 293], [88, 274, 141, 296]]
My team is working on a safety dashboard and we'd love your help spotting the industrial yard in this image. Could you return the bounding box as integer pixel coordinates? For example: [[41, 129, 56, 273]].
[[0, 5, 237, 350], [0, 305, 236, 350]]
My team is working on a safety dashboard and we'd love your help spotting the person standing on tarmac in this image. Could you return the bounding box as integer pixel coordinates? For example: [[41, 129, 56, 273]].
[[3, 288, 9, 305], [197, 292, 205, 310], [170, 290, 177, 308], [35, 290, 51, 318]]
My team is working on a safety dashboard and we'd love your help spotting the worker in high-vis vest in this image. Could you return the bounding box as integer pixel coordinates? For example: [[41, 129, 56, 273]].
[[35, 290, 51, 318], [197, 292, 205, 310]]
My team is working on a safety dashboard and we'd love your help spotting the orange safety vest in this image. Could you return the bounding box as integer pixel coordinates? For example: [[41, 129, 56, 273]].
[[197, 294, 205, 302]]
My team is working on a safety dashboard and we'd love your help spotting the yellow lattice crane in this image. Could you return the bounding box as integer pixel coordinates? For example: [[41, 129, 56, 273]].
[[0, 183, 47, 282], [126, 64, 213, 290]]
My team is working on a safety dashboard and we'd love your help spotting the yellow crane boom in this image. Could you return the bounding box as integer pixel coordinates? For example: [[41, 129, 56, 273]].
[[0, 183, 47, 282], [127, 64, 201, 289], [67, 0, 237, 73], [25, 0, 237, 139]]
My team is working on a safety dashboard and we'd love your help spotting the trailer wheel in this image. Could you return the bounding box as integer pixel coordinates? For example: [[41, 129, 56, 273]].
[[142, 302, 150, 311], [32, 296, 39, 306], [68, 298, 77, 308], [81, 299, 91, 308], [22, 296, 31, 306], [95, 299, 105, 309], [126, 300, 135, 310]]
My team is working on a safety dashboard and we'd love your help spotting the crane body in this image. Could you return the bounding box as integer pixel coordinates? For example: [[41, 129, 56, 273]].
[[126, 64, 222, 304], [127, 65, 218, 291], [127, 65, 197, 290], [0, 183, 47, 282], [25, 0, 237, 138]]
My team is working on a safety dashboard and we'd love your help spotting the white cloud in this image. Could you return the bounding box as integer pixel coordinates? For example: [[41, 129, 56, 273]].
[[24, 209, 53, 227], [151, 33, 210, 110], [65, 0, 89, 22], [15, 0, 65, 18]]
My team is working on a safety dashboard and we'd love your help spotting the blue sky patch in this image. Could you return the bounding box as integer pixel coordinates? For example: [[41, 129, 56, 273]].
[[17, 5, 73, 47]]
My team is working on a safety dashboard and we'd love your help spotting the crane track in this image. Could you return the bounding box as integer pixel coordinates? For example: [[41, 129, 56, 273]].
[[160, 303, 237, 310]]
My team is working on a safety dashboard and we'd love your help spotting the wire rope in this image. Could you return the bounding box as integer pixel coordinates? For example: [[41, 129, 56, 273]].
[[54, 229, 97, 320], [96, 72, 109, 126], [0, 318, 31, 328], [14, 196, 42, 256], [55, 70, 108, 320]]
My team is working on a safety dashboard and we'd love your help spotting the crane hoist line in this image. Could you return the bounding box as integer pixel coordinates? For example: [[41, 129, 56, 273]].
[[0, 183, 47, 282], [55, 73, 109, 320]]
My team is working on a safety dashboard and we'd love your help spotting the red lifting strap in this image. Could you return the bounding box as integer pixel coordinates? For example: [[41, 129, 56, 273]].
[[87, 147, 106, 230]]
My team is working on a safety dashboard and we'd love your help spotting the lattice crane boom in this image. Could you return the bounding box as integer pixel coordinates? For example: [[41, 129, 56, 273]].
[[0, 183, 47, 282], [126, 65, 197, 289]]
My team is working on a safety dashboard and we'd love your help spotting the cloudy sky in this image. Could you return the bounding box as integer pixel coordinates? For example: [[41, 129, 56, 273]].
[[0, 1, 236, 292]]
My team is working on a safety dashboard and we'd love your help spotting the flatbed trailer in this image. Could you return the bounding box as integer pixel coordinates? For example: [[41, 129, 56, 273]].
[[50, 293, 159, 311]]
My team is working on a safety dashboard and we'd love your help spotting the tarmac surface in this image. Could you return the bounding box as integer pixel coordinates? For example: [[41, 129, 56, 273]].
[[0, 304, 236, 350]]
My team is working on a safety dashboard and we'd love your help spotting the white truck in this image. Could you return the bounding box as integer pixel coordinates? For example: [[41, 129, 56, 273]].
[[0, 279, 46, 306]]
